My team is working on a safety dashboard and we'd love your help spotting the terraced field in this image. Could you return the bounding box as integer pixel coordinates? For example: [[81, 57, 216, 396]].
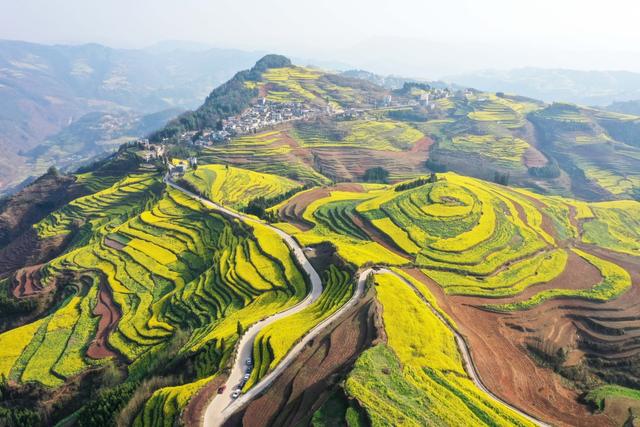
[[345, 271, 536, 426], [198, 130, 330, 184], [182, 164, 300, 209], [247, 265, 353, 389], [3, 55, 640, 427], [529, 103, 640, 199], [439, 134, 530, 170], [200, 123, 432, 184], [466, 93, 538, 129], [0, 174, 311, 424], [274, 171, 640, 426], [246, 65, 385, 107], [293, 119, 424, 151]]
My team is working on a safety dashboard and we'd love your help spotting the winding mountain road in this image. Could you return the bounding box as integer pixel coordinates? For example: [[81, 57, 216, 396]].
[[165, 177, 368, 426], [165, 177, 549, 427]]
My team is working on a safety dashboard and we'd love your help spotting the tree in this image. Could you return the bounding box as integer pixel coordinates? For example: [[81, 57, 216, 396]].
[[493, 171, 510, 186], [528, 159, 561, 179], [426, 158, 448, 173], [363, 167, 389, 183], [236, 321, 243, 336], [47, 165, 60, 177]]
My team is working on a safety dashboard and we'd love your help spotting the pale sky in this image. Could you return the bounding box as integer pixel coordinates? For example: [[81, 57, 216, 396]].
[[2, 0, 640, 77]]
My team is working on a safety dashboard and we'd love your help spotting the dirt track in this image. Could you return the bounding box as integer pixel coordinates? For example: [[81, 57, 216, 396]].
[[405, 267, 615, 427]]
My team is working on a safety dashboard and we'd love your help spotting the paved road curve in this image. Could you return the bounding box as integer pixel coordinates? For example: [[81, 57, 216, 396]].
[[166, 177, 548, 427], [165, 177, 367, 427]]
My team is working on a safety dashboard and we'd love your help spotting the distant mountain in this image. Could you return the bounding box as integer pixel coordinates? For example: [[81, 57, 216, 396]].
[[606, 100, 640, 116], [340, 69, 453, 90], [446, 68, 640, 106], [15, 108, 180, 185], [0, 39, 262, 193]]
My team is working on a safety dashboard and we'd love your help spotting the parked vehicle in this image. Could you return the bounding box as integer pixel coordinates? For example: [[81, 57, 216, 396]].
[[231, 390, 241, 399]]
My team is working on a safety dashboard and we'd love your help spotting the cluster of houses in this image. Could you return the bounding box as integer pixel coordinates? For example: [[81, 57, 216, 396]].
[[182, 98, 339, 146], [169, 156, 198, 177], [137, 139, 166, 163], [162, 88, 459, 149], [413, 88, 454, 108]]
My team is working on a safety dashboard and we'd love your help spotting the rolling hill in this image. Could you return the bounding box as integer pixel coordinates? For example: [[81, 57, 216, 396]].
[[0, 40, 263, 194], [447, 68, 640, 106], [0, 54, 639, 427]]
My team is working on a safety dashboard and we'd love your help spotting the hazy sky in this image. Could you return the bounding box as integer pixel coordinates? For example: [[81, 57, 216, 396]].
[[3, 0, 640, 77]]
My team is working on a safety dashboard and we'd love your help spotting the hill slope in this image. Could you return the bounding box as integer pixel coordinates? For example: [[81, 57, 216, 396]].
[[0, 39, 262, 193], [0, 55, 639, 427]]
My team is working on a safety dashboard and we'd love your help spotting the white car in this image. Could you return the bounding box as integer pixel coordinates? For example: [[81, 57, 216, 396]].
[[231, 390, 241, 399]]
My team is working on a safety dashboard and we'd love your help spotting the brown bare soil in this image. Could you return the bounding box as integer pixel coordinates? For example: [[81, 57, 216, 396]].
[[0, 228, 69, 278], [104, 237, 125, 251], [599, 396, 640, 426], [86, 279, 121, 359], [0, 171, 81, 248], [410, 136, 434, 154], [221, 291, 383, 427], [402, 267, 613, 427], [351, 213, 411, 260], [473, 249, 602, 306], [278, 187, 330, 231], [517, 192, 559, 241], [11, 264, 47, 297], [309, 145, 429, 182], [523, 147, 549, 168], [183, 374, 229, 427]]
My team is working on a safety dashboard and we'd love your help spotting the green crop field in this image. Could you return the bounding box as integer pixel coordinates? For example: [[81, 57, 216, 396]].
[[584, 385, 640, 411], [182, 164, 299, 209], [247, 265, 353, 389], [344, 272, 535, 426], [293, 119, 424, 151], [582, 200, 640, 256]]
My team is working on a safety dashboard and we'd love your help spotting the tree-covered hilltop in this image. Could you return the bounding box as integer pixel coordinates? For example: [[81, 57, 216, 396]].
[[151, 55, 292, 141]]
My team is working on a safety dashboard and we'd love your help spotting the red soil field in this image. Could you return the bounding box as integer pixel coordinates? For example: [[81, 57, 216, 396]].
[[86, 279, 121, 359], [404, 267, 613, 427], [184, 374, 229, 427], [11, 264, 46, 297]]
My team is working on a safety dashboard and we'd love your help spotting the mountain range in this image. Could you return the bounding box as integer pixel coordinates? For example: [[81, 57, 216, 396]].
[[0, 39, 263, 193]]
